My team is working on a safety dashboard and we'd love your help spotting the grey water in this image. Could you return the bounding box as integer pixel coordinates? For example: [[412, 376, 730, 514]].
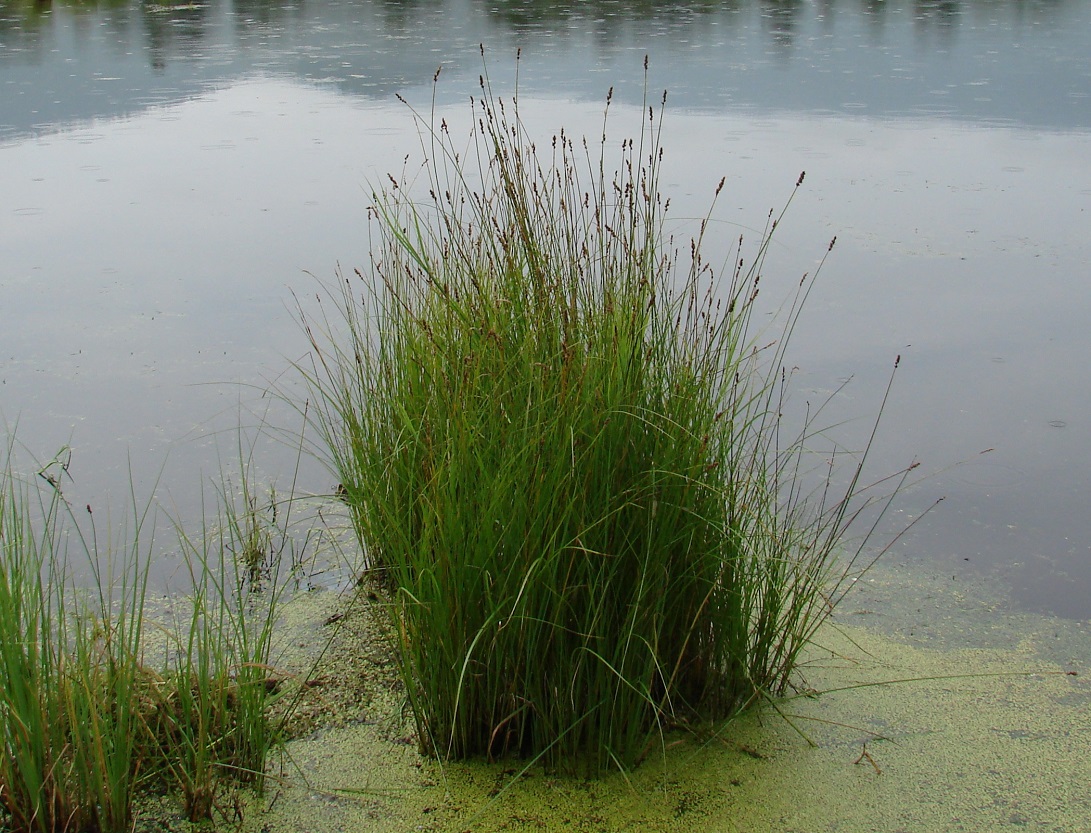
[[2, 0, 1089, 617]]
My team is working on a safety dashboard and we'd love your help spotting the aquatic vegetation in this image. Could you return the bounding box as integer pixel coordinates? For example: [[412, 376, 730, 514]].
[[301, 57, 906, 773], [153, 461, 294, 822], [0, 439, 292, 831], [0, 441, 151, 833]]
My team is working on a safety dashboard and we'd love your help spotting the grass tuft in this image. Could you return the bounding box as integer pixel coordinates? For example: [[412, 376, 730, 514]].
[[0, 440, 152, 833], [302, 58, 904, 773], [152, 438, 303, 822], [0, 435, 296, 831]]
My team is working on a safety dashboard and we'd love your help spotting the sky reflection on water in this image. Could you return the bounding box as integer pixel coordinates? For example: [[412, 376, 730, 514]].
[[1, 0, 1090, 616], [2, 0, 1089, 137]]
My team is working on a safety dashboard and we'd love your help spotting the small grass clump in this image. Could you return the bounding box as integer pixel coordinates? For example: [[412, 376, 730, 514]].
[[153, 468, 292, 822], [303, 57, 900, 773], [0, 438, 292, 831], [0, 443, 153, 833]]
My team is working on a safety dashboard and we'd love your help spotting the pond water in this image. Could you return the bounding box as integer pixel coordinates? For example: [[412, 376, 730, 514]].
[[2, 0, 1090, 617]]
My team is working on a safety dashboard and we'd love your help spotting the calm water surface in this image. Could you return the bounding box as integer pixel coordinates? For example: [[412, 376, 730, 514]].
[[2, 0, 1090, 616]]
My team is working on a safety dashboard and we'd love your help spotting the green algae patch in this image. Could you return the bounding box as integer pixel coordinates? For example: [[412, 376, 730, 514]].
[[247, 583, 1090, 833]]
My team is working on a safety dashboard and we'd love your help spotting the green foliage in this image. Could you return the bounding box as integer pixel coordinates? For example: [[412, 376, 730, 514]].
[[303, 60, 899, 773], [155, 466, 290, 822], [0, 439, 291, 831], [0, 443, 151, 833]]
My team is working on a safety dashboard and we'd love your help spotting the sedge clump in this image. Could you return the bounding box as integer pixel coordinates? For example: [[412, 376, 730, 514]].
[[302, 54, 903, 774]]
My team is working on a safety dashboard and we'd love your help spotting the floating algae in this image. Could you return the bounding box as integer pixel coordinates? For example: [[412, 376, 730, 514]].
[[244, 564, 1089, 833]]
